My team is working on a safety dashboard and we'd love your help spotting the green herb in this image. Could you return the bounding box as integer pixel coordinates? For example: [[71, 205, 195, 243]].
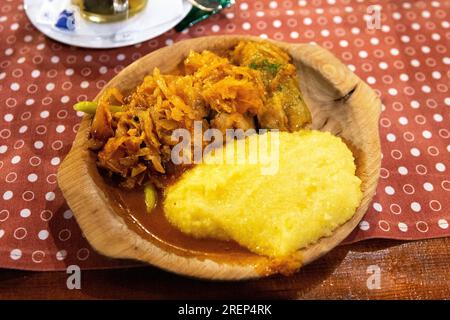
[[144, 184, 157, 212], [248, 59, 282, 76], [73, 101, 122, 114]]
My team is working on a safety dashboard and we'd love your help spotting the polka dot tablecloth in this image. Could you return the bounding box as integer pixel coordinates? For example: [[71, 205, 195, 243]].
[[0, 0, 449, 271]]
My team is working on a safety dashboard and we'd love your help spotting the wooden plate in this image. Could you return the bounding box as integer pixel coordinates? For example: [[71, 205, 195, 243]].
[[57, 35, 381, 280]]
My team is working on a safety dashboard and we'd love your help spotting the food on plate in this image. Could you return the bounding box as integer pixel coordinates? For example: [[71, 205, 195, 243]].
[[164, 130, 362, 258], [233, 41, 311, 131], [86, 40, 312, 189], [75, 40, 362, 266]]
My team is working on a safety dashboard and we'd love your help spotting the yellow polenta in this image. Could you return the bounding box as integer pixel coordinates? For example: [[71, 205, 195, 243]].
[[164, 130, 362, 258]]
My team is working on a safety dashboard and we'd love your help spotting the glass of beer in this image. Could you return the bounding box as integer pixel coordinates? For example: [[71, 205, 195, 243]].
[[73, 0, 148, 23]]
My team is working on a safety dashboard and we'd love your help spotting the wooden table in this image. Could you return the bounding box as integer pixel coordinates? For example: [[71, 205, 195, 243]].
[[1, 237, 449, 299]]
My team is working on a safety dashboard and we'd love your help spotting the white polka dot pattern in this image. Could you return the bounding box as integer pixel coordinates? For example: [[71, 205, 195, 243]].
[[0, 0, 448, 270]]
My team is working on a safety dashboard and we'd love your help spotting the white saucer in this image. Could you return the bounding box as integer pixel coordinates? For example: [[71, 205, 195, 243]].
[[24, 0, 192, 49]]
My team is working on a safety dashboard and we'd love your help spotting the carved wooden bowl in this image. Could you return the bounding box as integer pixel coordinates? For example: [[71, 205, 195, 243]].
[[57, 35, 381, 280]]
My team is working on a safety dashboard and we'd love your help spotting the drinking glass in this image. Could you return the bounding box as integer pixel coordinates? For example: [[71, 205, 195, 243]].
[[73, 0, 148, 23]]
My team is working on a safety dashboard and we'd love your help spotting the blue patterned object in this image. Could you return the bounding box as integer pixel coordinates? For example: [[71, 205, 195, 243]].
[[55, 9, 75, 31]]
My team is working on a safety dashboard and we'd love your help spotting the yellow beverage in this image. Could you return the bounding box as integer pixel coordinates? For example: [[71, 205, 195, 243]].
[[74, 0, 148, 23]]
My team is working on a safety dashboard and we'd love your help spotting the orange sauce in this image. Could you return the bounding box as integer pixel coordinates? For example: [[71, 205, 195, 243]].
[[97, 163, 265, 265], [96, 158, 302, 275]]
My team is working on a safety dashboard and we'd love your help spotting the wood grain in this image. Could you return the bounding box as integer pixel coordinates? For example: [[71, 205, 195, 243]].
[[1, 238, 449, 299], [57, 35, 381, 280]]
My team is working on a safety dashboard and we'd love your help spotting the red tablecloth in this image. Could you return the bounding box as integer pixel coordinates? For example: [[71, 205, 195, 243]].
[[0, 0, 449, 270]]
